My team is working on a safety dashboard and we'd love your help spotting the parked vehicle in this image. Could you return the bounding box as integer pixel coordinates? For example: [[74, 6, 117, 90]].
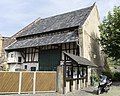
[[97, 75, 112, 95]]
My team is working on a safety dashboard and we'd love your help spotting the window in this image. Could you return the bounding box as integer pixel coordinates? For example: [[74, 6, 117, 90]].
[[18, 57, 22, 62], [31, 67, 36, 71], [24, 65, 27, 69], [66, 66, 72, 78], [11, 54, 13, 58]]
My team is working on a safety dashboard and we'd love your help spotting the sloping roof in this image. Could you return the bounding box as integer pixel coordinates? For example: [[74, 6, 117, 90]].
[[18, 5, 94, 37], [6, 32, 78, 50], [64, 52, 97, 67], [2, 37, 11, 48]]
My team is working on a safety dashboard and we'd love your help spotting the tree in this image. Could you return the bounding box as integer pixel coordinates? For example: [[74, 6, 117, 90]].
[[99, 6, 120, 61]]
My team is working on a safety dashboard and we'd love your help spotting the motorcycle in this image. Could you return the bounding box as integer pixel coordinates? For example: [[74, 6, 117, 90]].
[[97, 75, 112, 95]]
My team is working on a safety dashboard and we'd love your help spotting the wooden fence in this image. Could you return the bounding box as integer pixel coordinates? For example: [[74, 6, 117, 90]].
[[0, 71, 56, 94]]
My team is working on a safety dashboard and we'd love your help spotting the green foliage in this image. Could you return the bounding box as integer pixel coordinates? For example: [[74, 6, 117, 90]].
[[99, 6, 120, 61], [91, 70, 99, 86], [108, 58, 120, 66], [102, 71, 112, 78], [112, 72, 120, 81], [102, 71, 120, 81]]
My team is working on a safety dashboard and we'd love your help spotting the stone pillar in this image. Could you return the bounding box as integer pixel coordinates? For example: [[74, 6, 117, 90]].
[[87, 67, 91, 85], [56, 65, 64, 94]]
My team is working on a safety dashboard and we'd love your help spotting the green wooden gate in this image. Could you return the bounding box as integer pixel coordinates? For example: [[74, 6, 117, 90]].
[[39, 50, 61, 71]]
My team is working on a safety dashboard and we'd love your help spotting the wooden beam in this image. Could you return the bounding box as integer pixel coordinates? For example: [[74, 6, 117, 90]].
[[63, 54, 66, 88], [63, 54, 67, 94], [81, 67, 84, 84], [24, 49, 27, 62], [32, 48, 37, 62], [23, 61, 38, 63], [19, 49, 26, 62], [65, 43, 67, 52], [69, 42, 70, 53], [85, 66, 88, 87], [28, 48, 30, 62], [77, 65, 79, 85], [70, 60, 73, 91], [31, 48, 33, 62], [73, 43, 75, 55], [76, 45, 80, 56]]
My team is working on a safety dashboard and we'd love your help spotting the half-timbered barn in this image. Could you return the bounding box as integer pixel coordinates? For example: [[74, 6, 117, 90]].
[[5, 4, 101, 72]]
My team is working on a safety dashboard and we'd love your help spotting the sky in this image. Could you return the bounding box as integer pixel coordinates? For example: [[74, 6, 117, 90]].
[[0, 0, 120, 37]]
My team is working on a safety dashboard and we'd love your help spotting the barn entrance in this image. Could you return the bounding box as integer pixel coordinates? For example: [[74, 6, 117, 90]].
[[39, 49, 61, 71]]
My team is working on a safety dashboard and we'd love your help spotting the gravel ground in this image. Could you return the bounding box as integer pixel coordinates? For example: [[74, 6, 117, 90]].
[[1, 82, 120, 96]]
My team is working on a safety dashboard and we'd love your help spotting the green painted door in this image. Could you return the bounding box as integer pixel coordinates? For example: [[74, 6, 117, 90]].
[[39, 50, 61, 71]]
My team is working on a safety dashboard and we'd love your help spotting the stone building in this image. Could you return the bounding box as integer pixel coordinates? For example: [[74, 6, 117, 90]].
[[0, 34, 11, 70], [0, 22, 30, 70], [4, 4, 103, 92], [5, 4, 102, 72]]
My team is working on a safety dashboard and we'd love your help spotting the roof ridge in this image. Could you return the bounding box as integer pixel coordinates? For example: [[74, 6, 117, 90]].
[[14, 4, 94, 37], [40, 5, 93, 20]]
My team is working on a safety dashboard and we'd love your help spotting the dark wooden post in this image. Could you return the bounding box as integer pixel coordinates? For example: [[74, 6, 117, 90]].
[[24, 48, 27, 62], [63, 54, 66, 93], [70, 60, 73, 92], [81, 66, 84, 88], [85, 66, 88, 87], [77, 65, 79, 90], [38, 47, 40, 71]]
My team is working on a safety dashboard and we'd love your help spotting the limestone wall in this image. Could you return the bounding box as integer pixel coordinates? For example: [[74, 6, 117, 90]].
[[82, 5, 101, 66]]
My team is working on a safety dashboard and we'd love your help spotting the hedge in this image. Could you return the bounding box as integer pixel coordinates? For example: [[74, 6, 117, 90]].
[[102, 71, 120, 81]]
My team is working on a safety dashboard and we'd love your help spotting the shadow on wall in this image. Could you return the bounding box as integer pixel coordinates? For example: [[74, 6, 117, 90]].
[[90, 32, 102, 71]]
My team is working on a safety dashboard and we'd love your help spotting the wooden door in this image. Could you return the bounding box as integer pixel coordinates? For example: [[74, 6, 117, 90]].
[[39, 49, 61, 71]]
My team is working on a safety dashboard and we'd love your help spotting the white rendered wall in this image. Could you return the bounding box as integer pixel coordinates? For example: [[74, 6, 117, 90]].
[[7, 51, 23, 71], [9, 64, 22, 71], [22, 63, 39, 71], [7, 51, 23, 63]]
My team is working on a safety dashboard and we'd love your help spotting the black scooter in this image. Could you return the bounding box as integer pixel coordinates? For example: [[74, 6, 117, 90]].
[[97, 75, 112, 95]]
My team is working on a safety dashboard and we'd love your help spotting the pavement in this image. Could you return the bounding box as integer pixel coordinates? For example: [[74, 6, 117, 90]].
[[0, 82, 120, 96]]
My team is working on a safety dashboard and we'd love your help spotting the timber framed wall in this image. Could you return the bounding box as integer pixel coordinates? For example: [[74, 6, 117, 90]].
[[57, 52, 92, 94], [15, 42, 80, 71], [19, 42, 79, 63]]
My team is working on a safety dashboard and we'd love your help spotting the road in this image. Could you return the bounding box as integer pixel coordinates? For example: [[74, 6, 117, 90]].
[[1, 82, 120, 96], [66, 82, 120, 96]]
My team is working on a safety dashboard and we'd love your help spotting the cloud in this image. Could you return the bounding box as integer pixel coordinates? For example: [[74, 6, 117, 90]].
[[0, 0, 120, 37]]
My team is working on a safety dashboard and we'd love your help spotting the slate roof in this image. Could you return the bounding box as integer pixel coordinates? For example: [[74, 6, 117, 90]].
[[18, 5, 94, 37], [6, 32, 78, 50], [64, 52, 97, 67], [6, 4, 94, 50]]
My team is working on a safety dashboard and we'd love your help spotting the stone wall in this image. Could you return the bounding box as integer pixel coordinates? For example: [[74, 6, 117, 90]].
[[82, 5, 101, 67], [78, 5, 102, 84]]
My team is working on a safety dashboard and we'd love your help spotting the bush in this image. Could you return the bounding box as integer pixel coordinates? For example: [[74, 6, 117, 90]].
[[102, 71, 120, 82], [102, 71, 112, 78], [112, 72, 120, 81], [90, 70, 99, 86]]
